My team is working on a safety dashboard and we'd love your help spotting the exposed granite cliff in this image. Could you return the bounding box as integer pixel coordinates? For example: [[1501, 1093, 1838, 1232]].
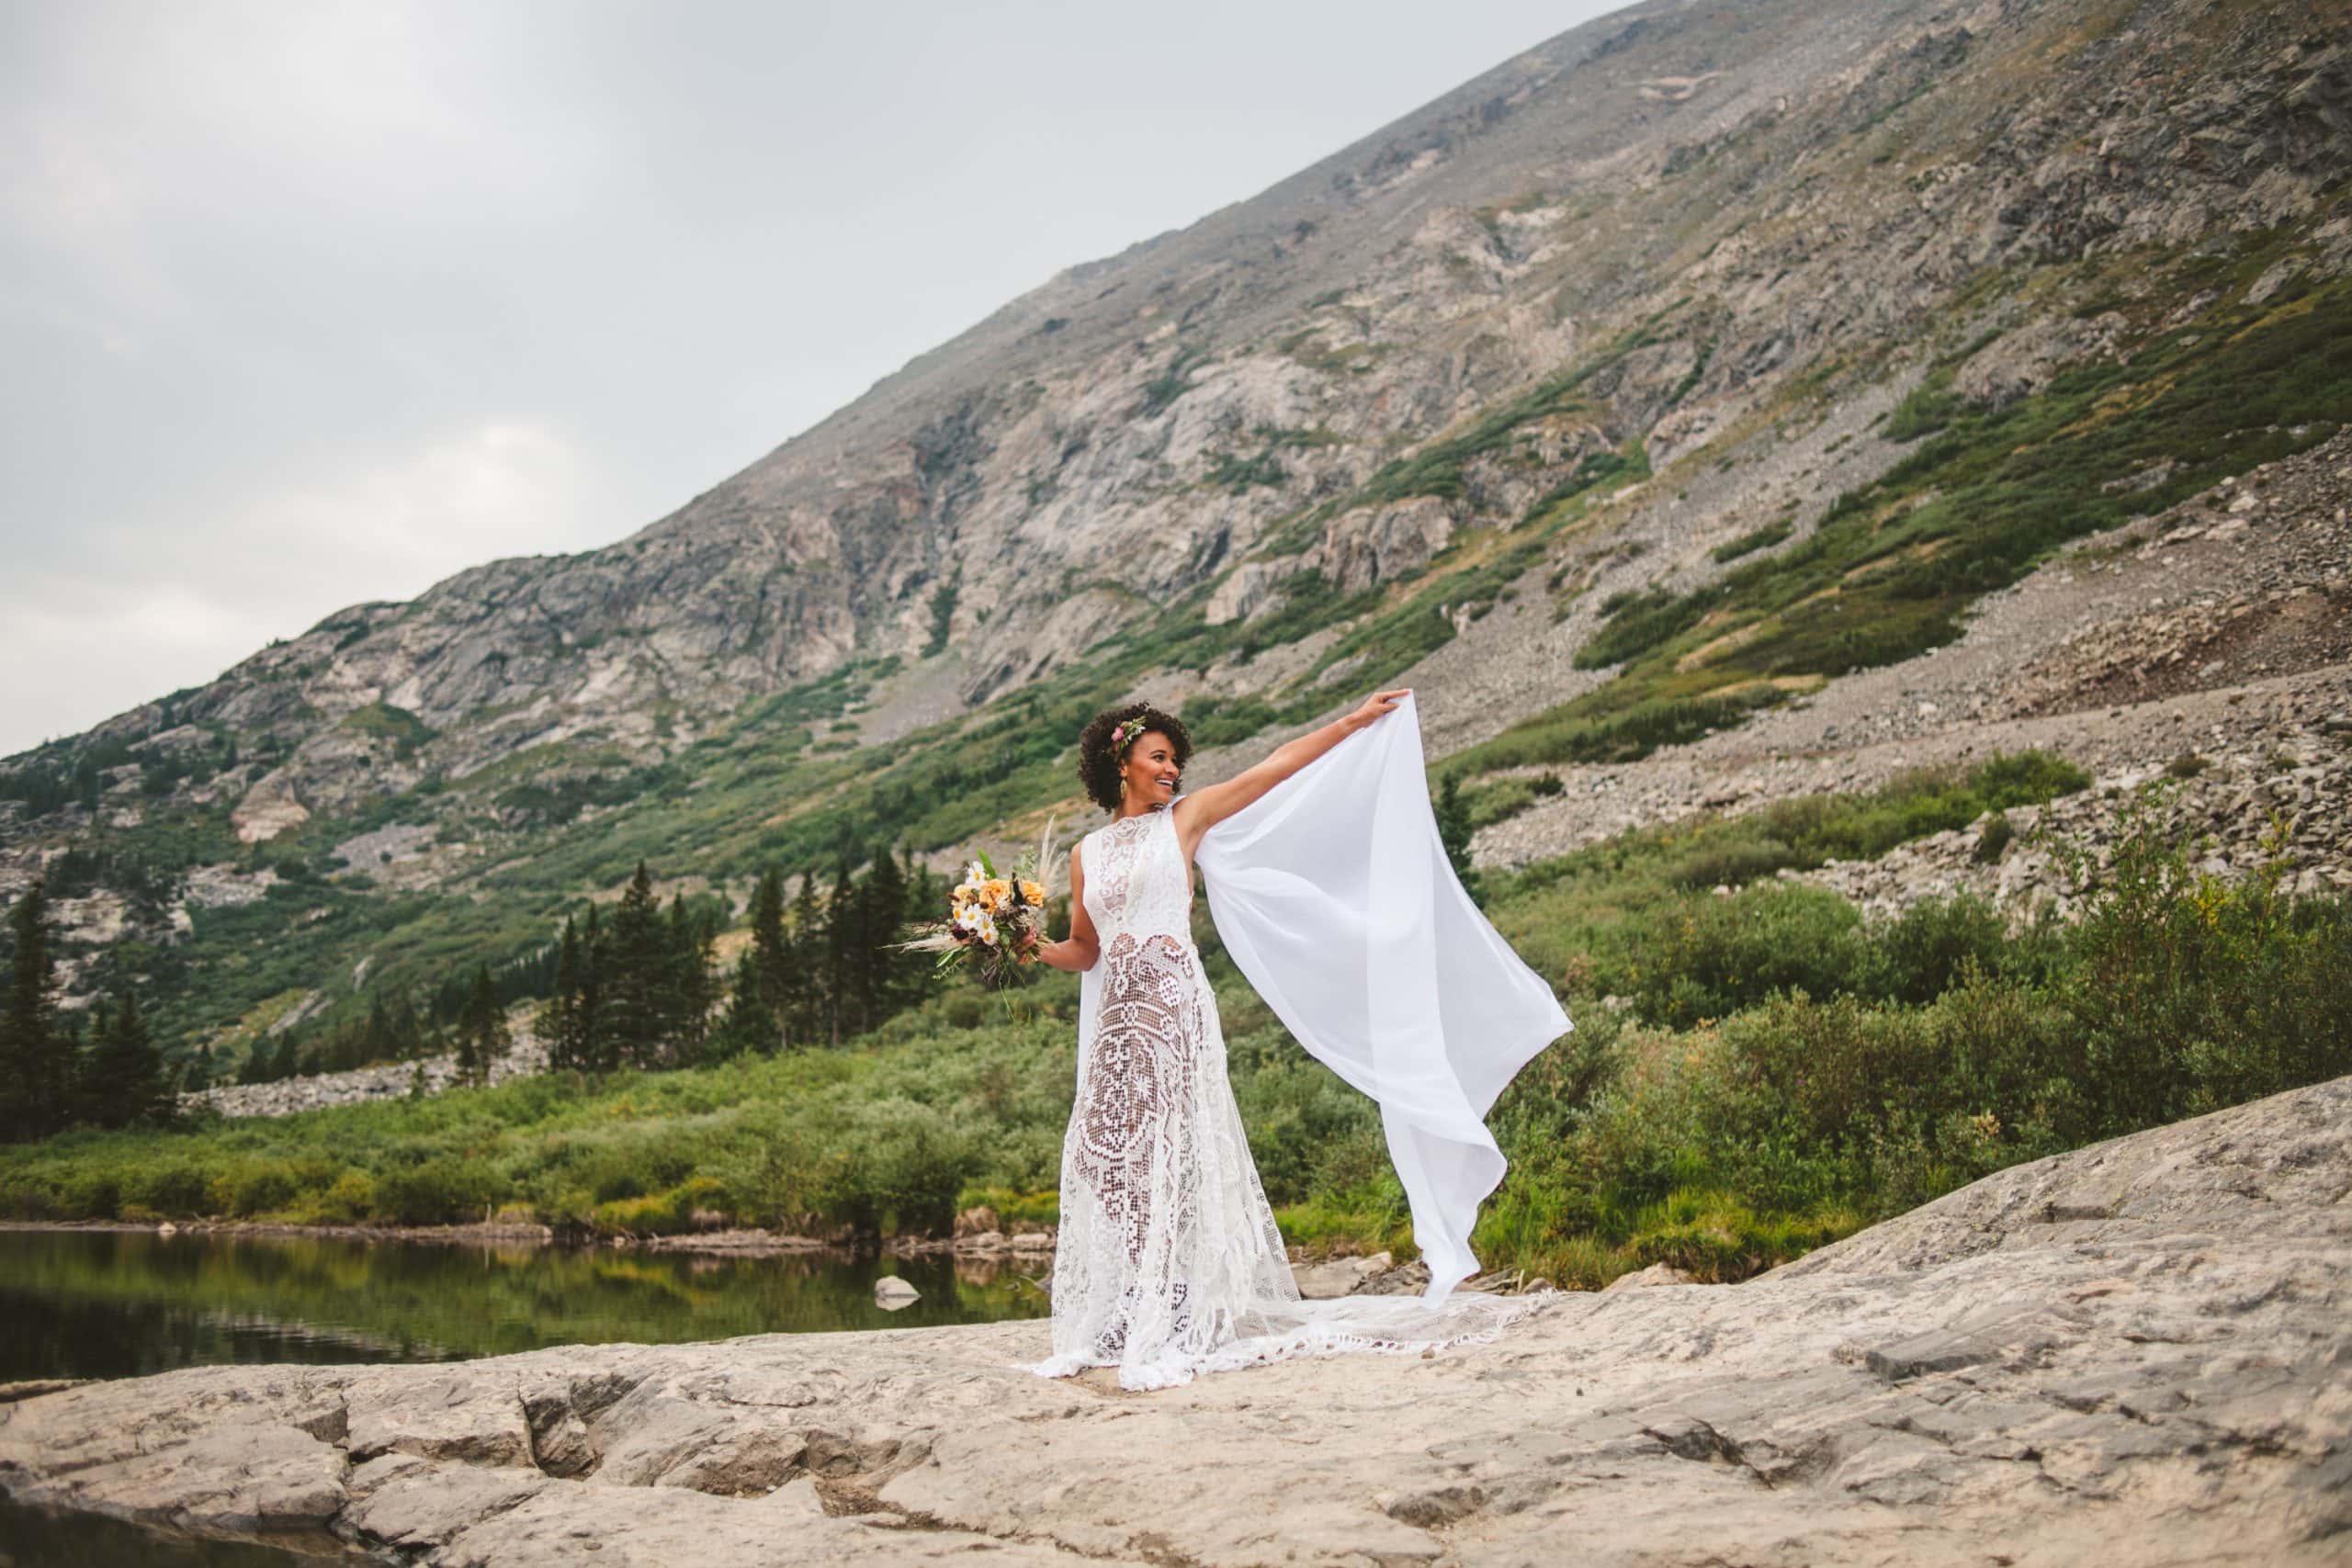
[[13, 0, 2346, 818]]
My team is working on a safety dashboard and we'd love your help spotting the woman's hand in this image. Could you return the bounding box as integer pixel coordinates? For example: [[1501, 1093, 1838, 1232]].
[[1173, 688, 1415, 850], [1347, 688, 1410, 730]]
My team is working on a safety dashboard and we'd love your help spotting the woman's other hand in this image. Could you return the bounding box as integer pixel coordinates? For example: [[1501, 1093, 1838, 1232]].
[[1348, 688, 1410, 729]]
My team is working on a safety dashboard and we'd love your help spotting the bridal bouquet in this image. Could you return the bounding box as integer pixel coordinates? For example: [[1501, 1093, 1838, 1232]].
[[895, 818, 1057, 988]]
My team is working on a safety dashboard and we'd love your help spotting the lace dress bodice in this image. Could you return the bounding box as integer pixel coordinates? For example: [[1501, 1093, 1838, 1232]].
[[1079, 807, 1193, 945]]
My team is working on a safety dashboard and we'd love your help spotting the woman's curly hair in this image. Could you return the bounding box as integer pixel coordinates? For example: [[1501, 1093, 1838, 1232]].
[[1076, 702, 1193, 814]]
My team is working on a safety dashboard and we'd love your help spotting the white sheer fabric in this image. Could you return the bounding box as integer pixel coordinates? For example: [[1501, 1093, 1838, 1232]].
[[1195, 692, 1573, 1301], [1024, 695, 1568, 1391]]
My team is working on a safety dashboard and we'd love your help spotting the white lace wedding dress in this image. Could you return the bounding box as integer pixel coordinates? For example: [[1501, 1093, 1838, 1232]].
[[1025, 697, 1571, 1391]]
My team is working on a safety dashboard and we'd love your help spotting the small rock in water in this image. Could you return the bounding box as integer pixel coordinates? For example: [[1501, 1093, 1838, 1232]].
[[873, 1276, 921, 1310]]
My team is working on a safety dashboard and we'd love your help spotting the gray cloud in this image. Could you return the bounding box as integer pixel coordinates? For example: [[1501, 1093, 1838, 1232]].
[[0, 0, 1623, 755]]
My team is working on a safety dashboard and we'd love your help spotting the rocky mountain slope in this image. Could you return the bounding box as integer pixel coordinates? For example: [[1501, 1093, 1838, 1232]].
[[3, 0, 2349, 1061], [6, 1074, 2345, 1564]]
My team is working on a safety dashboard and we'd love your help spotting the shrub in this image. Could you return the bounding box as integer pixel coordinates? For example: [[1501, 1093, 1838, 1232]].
[[51, 1168, 117, 1220], [373, 1156, 501, 1226], [811, 1099, 978, 1236], [1861, 895, 2012, 1005], [123, 1160, 216, 1218], [315, 1170, 377, 1225], [593, 1187, 700, 1236], [1716, 993, 1930, 1152], [1235, 1052, 1385, 1207], [209, 1158, 302, 1218], [718, 1113, 822, 1233], [1634, 882, 1865, 1026], [1972, 750, 2091, 807], [1665, 840, 1797, 891], [590, 1173, 733, 1235], [2065, 800, 2352, 1131], [0, 1170, 61, 1219]]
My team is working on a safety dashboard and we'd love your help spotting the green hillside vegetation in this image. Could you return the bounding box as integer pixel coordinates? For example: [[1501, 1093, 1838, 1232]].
[[1444, 230, 2352, 778], [1, 218, 2344, 1135], [7, 770, 2345, 1290]]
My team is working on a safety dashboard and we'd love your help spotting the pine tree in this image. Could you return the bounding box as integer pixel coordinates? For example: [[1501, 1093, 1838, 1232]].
[[1435, 775, 1484, 909], [748, 868, 792, 1052], [901, 843, 947, 1009], [786, 874, 824, 1048], [663, 893, 714, 1069], [712, 951, 779, 1060], [543, 915, 582, 1071], [578, 904, 611, 1072], [53, 1007, 87, 1109], [861, 844, 911, 1021], [385, 991, 424, 1059], [81, 986, 171, 1129], [604, 862, 669, 1068], [0, 875, 72, 1140], [74, 997, 109, 1124], [901, 842, 935, 930], [825, 849, 862, 1043], [359, 992, 397, 1064], [457, 964, 508, 1088]]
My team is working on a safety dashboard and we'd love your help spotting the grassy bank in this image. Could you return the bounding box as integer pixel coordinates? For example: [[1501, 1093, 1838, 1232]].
[[4, 768, 2346, 1290]]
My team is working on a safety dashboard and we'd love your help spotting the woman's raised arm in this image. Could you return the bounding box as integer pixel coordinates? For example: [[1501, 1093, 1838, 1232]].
[[1171, 689, 1408, 858]]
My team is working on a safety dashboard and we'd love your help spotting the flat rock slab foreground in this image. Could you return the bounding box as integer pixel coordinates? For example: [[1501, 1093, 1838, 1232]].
[[5, 1080, 2348, 1567]]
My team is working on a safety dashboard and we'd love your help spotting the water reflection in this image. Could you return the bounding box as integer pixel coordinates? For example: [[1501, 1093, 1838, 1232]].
[[0, 1493, 374, 1565], [0, 1227, 1047, 1383]]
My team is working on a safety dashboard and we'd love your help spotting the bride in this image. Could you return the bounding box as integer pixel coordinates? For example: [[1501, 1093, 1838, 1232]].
[[1020, 687, 1572, 1390]]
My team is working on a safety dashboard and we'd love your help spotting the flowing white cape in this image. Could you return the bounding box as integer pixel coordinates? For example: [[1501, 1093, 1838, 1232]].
[[1182, 692, 1571, 1303]]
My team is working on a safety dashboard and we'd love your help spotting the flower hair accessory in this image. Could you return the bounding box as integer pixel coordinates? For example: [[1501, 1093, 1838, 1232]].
[[1110, 714, 1148, 754]]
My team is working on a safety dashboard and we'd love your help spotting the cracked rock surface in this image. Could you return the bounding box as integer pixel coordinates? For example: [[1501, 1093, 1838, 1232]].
[[4, 1077, 2347, 1564]]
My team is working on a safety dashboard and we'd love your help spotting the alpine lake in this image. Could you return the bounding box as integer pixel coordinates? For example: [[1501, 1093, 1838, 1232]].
[[0, 1224, 1047, 1562]]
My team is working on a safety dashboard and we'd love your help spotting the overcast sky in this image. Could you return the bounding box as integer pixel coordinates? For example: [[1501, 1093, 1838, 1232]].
[[1, 0, 1625, 757]]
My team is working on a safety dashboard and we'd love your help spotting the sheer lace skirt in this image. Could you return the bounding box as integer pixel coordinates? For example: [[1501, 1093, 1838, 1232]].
[[1026, 931, 1552, 1392]]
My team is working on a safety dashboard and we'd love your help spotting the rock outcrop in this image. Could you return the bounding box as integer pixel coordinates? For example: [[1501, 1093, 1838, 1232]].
[[6, 1077, 2346, 1565], [183, 1028, 548, 1120]]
